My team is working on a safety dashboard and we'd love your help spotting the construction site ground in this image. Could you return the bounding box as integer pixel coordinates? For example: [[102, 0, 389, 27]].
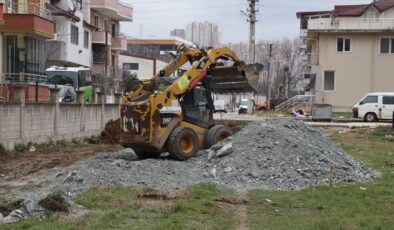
[[0, 117, 393, 229]]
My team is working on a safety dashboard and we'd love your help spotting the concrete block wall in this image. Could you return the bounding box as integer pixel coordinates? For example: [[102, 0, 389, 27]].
[[0, 101, 121, 150], [0, 103, 21, 144]]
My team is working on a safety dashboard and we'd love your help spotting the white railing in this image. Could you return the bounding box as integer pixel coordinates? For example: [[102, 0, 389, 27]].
[[275, 95, 315, 112], [307, 53, 319, 65], [308, 18, 394, 31], [3, 2, 52, 20], [3, 73, 47, 85]]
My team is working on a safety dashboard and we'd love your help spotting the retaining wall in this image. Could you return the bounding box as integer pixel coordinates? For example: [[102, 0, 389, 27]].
[[0, 101, 120, 150]]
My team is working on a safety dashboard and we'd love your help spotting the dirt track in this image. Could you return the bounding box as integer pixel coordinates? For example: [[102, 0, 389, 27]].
[[0, 143, 122, 184]]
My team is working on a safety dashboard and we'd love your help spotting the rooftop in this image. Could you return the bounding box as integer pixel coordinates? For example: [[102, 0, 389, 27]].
[[127, 36, 194, 46], [297, 0, 394, 18]]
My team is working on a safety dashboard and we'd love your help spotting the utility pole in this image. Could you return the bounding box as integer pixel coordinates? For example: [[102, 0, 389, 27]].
[[104, 20, 108, 99], [241, 0, 259, 64], [267, 43, 273, 101]]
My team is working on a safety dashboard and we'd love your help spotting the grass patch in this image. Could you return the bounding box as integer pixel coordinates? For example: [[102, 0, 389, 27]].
[[3, 127, 394, 230], [5, 184, 238, 230], [247, 126, 394, 230]]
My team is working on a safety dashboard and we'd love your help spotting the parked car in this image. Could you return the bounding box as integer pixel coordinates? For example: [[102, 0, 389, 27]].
[[353, 92, 394, 122], [214, 100, 227, 113]]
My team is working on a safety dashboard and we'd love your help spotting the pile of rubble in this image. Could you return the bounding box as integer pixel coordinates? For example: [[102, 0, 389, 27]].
[[100, 119, 121, 144], [1, 119, 379, 222]]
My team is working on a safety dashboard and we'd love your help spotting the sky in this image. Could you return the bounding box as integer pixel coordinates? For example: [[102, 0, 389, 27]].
[[120, 0, 370, 44]]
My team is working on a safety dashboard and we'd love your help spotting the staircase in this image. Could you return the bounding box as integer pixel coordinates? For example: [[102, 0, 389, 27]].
[[275, 95, 315, 112]]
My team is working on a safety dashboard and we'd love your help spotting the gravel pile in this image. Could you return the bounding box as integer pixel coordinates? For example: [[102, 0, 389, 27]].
[[3, 119, 379, 222]]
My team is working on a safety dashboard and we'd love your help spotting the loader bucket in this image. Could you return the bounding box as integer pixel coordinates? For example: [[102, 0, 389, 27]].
[[208, 63, 263, 94]]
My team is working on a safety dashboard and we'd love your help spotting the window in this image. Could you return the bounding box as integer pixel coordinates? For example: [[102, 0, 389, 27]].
[[361, 96, 378, 104], [94, 15, 99, 28], [93, 44, 106, 63], [112, 23, 116, 37], [123, 63, 139, 70], [323, 71, 335, 91], [337, 38, 351, 52], [71, 25, 79, 45], [364, 7, 379, 22], [84, 31, 89, 48], [380, 38, 394, 54], [383, 96, 394, 105]]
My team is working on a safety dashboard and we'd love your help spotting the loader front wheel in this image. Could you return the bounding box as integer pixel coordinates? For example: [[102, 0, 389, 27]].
[[167, 126, 199, 161], [205, 125, 235, 148]]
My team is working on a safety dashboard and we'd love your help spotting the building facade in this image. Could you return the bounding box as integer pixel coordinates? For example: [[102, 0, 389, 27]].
[[170, 29, 185, 39], [185, 21, 221, 48], [90, 0, 132, 89], [297, 0, 394, 112], [0, 0, 54, 77], [119, 53, 167, 80], [47, 0, 93, 67], [126, 37, 193, 63]]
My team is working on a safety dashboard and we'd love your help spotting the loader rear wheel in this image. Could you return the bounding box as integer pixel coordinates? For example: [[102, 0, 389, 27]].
[[205, 125, 235, 148], [167, 126, 199, 161]]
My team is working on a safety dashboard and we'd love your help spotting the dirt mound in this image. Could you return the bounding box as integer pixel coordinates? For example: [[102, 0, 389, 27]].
[[101, 119, 121, 144], [38, 193, 69, 213]]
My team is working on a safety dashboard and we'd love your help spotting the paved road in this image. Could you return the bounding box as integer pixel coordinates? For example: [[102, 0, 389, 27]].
[[214, 112, 392, 128]]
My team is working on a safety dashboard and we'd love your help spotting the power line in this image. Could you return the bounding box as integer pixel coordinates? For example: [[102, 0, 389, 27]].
[[136, 3, 247, 13]]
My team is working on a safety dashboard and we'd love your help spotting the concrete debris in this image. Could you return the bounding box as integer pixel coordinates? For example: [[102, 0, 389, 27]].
[[4, 119, 379, 222], [208, 142, 233, 160], [3, 209, 25, 224], [29, 145, 36, 152]]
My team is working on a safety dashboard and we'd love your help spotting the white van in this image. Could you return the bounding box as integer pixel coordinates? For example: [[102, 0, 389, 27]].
[[353, 93, 394, 122], [214, 100, 227, 113]]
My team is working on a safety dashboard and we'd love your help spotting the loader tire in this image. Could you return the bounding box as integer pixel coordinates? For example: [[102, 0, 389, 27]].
[[205, 125, 235, 148], [167, 126, 199, 161]]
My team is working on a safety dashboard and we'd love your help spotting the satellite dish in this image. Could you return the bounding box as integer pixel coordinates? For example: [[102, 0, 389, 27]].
[[70, 0, 77, 12]]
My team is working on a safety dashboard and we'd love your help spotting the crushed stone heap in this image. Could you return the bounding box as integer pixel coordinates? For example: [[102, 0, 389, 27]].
[[206, 119, 379, 190], [8, 119, 379, 221]]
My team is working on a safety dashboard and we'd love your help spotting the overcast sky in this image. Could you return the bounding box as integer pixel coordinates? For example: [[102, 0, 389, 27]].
[[120, 0, 370, 43]]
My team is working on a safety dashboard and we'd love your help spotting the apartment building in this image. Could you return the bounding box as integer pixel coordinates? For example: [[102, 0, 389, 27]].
[[90, 0, 133, 85], [46, 0, 93, 67], [0, 0, 54, 77], [185, 21, 221, 48], [170, 29, 185, 39], [126, 37, 193, 63], [297, 0, 394, 112]]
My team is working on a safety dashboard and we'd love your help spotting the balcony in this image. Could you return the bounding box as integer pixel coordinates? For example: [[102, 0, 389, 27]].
[[47, 41, 68, 62], [308, 18, 394, 31], [300, 29, 307, 38], [0, 3, 4, 26], [111, 35, 127, 51], [0, 3, 54, 39], [92, 31, 112, 45], [90, 0, 133, 21], [306, 53, 319, 66]]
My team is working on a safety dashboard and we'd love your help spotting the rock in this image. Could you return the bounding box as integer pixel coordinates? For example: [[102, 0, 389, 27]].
[[224, 167, 233, 173], [208, 142, 233, 160], [3, 210, 24, 224], [0, 212, 3, 224], [29, 145, 36, 152], [63, 171, 78, 183], [249, 170, 265, 178]]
